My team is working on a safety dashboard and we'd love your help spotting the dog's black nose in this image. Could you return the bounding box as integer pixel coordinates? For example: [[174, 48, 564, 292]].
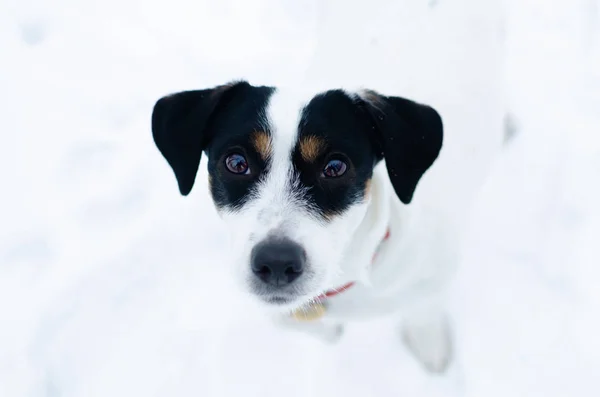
[[251, 239, 305, 287]]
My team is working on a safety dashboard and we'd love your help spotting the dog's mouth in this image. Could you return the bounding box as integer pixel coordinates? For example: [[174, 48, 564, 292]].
[[262, 295, 295, 305], [254, 291, 316, 310], [247, 267, 328, 310], [249, 273, 321, 308]]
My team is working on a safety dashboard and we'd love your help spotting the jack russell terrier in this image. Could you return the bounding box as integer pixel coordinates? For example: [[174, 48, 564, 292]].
[[151, 80, 502, 373]]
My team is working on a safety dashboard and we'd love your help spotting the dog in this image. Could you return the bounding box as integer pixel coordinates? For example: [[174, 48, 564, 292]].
[[150, 79, 494, 373]]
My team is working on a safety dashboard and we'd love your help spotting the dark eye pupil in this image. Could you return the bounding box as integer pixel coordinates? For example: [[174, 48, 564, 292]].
[[328, 161, 342, 172], [225, 154, 249, 174], [323, 159, 347, 177]]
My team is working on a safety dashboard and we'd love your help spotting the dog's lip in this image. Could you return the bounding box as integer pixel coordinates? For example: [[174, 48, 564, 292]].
[[261, 295, 296, 305]]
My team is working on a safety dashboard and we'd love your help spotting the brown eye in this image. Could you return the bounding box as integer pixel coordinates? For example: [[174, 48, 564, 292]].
[[225, 153, 250, 175], [322, 159, 347, 178]]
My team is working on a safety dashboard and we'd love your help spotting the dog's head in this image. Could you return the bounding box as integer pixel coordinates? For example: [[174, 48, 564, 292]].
[[152, 81, 442, 311]]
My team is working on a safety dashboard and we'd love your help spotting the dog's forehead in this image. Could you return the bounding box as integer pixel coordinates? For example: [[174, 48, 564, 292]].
[[264, 87, 359, 152], [263, 87, 310, 155]]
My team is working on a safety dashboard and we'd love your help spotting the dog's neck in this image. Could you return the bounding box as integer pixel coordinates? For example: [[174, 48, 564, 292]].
[[332, 163, 397, 287]]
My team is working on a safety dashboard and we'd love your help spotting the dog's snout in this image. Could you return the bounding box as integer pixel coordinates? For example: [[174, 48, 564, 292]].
[[251, 239, 305, 287]]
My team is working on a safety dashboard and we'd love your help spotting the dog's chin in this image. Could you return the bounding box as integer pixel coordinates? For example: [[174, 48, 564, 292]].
[[257, 295, 305, 313], [253, 292, 318, 314]]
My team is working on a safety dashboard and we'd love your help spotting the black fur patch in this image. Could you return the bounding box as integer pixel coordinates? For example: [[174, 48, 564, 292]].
[[204, 84, 275, 211], [292, 90, 380, 219], [151, 81, 275, 210]]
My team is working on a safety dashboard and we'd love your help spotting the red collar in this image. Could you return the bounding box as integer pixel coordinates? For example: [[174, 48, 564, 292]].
[[314, 227, 391, 300]]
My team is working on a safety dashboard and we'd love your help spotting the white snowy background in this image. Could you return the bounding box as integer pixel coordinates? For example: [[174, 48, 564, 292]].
[[1, 0, 599, 396]]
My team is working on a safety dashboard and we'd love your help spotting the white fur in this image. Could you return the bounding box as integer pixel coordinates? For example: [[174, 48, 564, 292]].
[[220, 0, 505, 373]]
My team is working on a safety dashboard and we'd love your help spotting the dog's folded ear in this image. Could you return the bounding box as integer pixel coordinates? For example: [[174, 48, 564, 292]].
[[152, 81, 248, 196], [360, 90, 443, 204]]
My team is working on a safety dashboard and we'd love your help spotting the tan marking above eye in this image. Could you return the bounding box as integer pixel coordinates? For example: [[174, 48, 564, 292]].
[[252, 131, 272, 160], [299, 135, 325, 163]]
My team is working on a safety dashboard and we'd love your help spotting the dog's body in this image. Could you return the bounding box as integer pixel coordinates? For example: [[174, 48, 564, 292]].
[[273, 155, 456, 371]]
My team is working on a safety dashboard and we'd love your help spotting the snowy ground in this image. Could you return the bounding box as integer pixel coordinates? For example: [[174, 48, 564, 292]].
[[1, 0, 599, 396]]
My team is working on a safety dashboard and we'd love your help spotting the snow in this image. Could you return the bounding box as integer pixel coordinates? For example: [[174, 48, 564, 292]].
[[1, 0, 599, 396]]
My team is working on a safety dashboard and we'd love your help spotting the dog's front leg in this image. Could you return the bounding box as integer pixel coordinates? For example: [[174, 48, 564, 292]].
[[400, 301, 453, 374], [273, 315, 344, 345]]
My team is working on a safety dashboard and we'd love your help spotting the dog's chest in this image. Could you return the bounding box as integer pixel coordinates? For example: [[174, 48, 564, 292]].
[[289, 228, 396, 322]]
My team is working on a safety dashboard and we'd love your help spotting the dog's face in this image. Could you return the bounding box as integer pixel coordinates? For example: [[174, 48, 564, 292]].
[[152, 81, 443, 312]]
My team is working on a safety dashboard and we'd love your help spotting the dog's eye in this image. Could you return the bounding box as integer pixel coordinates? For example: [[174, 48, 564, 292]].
[[225, 153, 250, 175], [322, 159, 347, 178]]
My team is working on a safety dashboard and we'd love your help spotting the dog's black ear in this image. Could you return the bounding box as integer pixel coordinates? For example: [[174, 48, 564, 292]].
[[152, 81, 247, 196], [361, 90, 443, 204]]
